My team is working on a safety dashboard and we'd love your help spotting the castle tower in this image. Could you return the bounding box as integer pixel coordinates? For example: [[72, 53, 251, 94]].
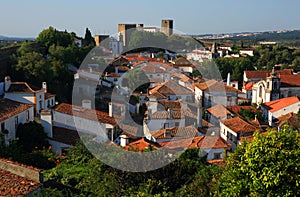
[[118, 24, 139, 47], [161, 19, 173, 36]]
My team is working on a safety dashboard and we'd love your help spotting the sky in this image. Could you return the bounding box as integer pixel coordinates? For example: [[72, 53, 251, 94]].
[[0, 0, 299, 38]]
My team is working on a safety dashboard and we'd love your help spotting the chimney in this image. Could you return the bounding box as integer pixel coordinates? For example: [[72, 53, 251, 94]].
[[4, 76, 11, 92], [82, 100, 92, 109], [42, 82, 47, 93], [109, 102, 113, 117], [41, 110, 52, 138], [197, 103, 202, 128], [120, 134, 128, 147], [227, 73, 230, 86], [168, 108, 173, 119]]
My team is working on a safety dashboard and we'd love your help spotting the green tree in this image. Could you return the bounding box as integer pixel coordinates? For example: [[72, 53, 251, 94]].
[[216, 126, 300, 196], [83, 28, 95, 46], [122, 68, 150, 92], [16, 121, 50, 152]]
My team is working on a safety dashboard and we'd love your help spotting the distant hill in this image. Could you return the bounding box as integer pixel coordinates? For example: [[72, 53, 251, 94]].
[[0, 35, 34, 41]]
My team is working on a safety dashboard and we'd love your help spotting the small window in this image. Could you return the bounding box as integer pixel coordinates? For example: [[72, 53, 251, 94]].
[[164, 123, 169, 129], [214, 153, 221, 159], [26, 110, 30, 122], [175, 122, 179, 127], [1, 122, 4, 132], [164, 129, 171, 137]]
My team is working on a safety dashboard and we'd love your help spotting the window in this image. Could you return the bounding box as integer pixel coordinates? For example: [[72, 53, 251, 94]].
[[26, 110, 30, 122], [175, 122, 179, 127], [214, 153, 221, 159], [227, 96, 232, 102], [164, 123, 169, 129], [15, 116, 18, 129], [164, 129, 171, 137], [1, 122, 4, 132]]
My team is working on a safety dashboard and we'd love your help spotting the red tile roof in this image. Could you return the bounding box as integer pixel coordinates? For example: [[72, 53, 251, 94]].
[[280, 74, 300, 87], [0, 158, 42, 196], [51, 127, 81, 146], [0, 99, 33, 122], [149, 80, 194, 95], [222, 117, 258, 134], [189, 136, 231, 149], [141, 62, 167, 74], [226, 105, 256, 115], [195, 79, 238, 92], [262, 96, 300, 113], [244, 69, 293, 79], [54, 103, 120, 126], [276, 113, 300, 128], [125, 138, 161, 152], [152, 127, 198, 139], [171, 57, 193, 67], [207, 104, 231, 119], [172, 73, 193, 83], [244, 82, 255, 91]]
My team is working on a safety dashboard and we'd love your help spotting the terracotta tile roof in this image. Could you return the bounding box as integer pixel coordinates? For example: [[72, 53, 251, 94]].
[[172, 73, 193, 83], [51, 127, 81, 146], [280, 74, 300, 87], [171, 57, 193, 67], [106, 73, 121, 77], [158, 100, 182, 110], [222, 117, 258, 134], [0, 99, 33, 122], [152, 127, 198, 139], [0, 169, 42, 196], [125, 138, 161, 152], [244, 82, 255, 90], [54, 103, 120, 126], [119, 123, 141, 139], [227, 105, 256, 115], [244, 69, 293, 79], [149, 80, 194, 95], [189, 136, 231, 149], [149, 91, 168, 99], [7, 82, 43, 93], [149, 78, 164, 83], [0, 158, 42, 196], [124, 56, 164, 63], [195, 79, 238, 92], [207, 104, 231, 119], [276, 113, 300, 128], [262, 96, 300, 113], [141, 62, 167, 74], [151, 108, 196, 120]]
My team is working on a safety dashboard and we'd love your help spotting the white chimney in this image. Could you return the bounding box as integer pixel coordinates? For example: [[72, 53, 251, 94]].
[[4, 76, 11, 92], [41, 110, 52, 138], [82, 100, 92, 109], [42, 82, 47, 93], [197, 104, 202, 128], [227, 73, 230, 86], [168, 108, 173, 119], [120, 134, 128, 147], [109, 102, 113, 117]]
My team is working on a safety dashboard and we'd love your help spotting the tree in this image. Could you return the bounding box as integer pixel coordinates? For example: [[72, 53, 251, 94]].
[[84, 28, 95, 46], [16, 121, 50, 152], [216, 126, 300, 196], [122, 68, 150, 92]]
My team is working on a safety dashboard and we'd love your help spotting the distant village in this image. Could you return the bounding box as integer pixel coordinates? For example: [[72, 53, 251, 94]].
[[0, 19, 300, 196]]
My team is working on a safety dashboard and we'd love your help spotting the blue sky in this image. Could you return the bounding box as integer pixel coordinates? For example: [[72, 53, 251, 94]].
[[0, 0, 299, 37]]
